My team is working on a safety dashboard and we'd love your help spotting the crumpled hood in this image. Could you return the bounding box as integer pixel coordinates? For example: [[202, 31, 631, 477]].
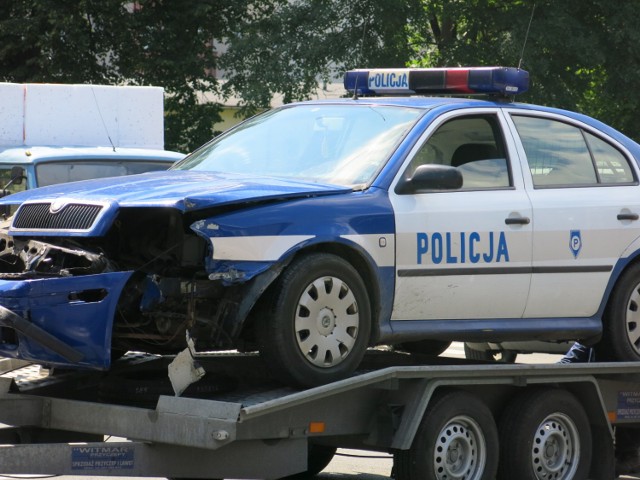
[[0, 170, 352, 211]]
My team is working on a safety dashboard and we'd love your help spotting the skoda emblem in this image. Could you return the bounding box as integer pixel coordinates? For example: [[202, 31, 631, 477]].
[[570, 230, 582, 259], [49, 199, 69, 214]]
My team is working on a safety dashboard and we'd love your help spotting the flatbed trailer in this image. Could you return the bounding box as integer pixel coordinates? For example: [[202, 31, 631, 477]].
[[0, 350, 638, 480]]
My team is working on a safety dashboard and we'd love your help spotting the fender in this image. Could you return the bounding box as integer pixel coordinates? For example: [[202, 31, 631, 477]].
[[189, 189, 397, 342], [595, 236, 640, 318]]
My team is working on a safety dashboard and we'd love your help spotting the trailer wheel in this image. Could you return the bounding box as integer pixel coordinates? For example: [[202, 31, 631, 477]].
[[498, 388, 591, 480], [282, 445, 337, 479], [394, 389, 498, 480], [602, 262, 640, 361], [259, 253, 371, 387]]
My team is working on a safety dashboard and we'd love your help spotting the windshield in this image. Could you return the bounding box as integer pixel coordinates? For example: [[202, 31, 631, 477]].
[[36, 160, 172, 187], [173, 104, 423, 187]]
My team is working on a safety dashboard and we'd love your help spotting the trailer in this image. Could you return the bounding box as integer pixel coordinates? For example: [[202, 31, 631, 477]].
[[0, 350, 637, 480]]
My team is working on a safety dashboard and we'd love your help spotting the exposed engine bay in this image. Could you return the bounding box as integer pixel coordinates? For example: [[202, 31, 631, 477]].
[[0, 207, 259, 358]]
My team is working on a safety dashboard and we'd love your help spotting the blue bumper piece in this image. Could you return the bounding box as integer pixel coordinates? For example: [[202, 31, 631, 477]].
[[0, 271, 134, 369]]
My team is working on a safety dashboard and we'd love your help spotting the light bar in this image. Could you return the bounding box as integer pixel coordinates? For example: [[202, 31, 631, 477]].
[[344, 67, 529, 96]]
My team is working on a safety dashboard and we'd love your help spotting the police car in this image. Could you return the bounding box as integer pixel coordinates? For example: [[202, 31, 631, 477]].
[[0, 66, 638, 387]]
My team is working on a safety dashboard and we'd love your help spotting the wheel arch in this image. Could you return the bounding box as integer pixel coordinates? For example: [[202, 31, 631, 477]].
[[241, 240, 385, 347], [597, 250, 640, 342], [390, 379, 612, 453]]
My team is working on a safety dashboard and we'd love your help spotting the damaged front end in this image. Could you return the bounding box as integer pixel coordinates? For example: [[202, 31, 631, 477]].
[[0, 204, 276, 370], [0, 234, 133, 367]]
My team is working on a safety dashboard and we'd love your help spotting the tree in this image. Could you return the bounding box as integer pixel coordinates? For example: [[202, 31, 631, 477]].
[[0, 0, 248, 152], [220, 0, 640, 142], [219, 0, 423, 116], [3, 1, 640, 146]]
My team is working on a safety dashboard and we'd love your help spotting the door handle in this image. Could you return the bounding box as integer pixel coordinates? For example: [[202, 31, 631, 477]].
[[505, 216, 530, 225], [617, 213, 639, 221]]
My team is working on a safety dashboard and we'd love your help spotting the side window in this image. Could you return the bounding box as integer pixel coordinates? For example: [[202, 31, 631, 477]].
[[585, 132, 635, 184], [512, 115, 635, 187], [407, 114, 511, 189]]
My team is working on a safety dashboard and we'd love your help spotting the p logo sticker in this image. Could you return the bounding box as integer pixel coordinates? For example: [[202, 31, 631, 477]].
[[570, 230, 582, 259]]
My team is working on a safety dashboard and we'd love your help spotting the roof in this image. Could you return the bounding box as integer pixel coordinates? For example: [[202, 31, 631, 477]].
[[0, 146, 185, 166], [288, 96, 499, 109]]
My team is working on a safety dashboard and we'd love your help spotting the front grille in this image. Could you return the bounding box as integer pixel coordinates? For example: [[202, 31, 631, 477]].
[[13, 203, 103, 230]]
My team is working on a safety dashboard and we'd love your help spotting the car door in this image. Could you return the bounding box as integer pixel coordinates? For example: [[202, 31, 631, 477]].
[[504, 110, 640, 318], [389, 109, 533, 321]]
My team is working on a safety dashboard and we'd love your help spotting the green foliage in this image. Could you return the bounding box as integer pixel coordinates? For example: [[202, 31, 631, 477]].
[[2, 0, 640, 145], [222, 0, 640, 142], [219, 0, 423, 116]]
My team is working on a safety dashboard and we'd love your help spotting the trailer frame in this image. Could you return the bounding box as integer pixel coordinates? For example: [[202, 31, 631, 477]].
[[0, 350, 637, 479]]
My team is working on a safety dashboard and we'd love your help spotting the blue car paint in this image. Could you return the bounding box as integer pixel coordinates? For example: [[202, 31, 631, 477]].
[[0, 271, 133, 368], [3, 172, 352, 238], [191, 187, 397, 336], [1, 171, 351, 211]]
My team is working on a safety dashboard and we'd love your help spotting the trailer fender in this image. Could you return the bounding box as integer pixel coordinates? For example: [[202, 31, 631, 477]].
[[389, 376, 613, 453]]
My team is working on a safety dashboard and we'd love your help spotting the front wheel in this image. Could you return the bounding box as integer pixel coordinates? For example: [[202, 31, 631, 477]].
[[602, 262, 640, 361], [258, 253, 371, 387]]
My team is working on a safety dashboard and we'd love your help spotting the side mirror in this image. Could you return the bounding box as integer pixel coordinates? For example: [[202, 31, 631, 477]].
[[395, 164, 463, 194], [9, 166, 25, 186], [0, 166, 26, 198]]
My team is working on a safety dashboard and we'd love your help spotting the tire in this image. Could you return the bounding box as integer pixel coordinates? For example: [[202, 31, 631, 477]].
[[394, 340, 451, 356], [258, 253, 371, 387], [394, 389, 499, 480], [498, 388, 592, 480], [602, 262, 640, 361], [464, 344, 517, 363], [282, 445, 337, 479]]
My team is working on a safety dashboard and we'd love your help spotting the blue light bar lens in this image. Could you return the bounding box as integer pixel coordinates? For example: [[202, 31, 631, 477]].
[[344, 67, 529, 96]]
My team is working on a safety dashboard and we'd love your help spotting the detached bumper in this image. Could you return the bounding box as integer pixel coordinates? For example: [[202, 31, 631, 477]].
[[0, 271, 134, 369]]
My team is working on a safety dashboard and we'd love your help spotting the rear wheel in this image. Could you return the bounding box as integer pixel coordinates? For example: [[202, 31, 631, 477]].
[[258, 253, 371, 387], [394, 389, 499, 480], [498, 388, 591, 480], [602, 262, 640, 361]]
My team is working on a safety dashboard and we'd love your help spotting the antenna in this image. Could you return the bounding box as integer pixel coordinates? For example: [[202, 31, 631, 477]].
[[518, 3, 536, 70], [352, 15, 369, 100], [91, 86, 116, 152]]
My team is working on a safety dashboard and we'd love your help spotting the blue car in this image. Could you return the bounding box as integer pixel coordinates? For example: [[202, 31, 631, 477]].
[[0, 67, 639, 387], [0, 145, 184, 192]]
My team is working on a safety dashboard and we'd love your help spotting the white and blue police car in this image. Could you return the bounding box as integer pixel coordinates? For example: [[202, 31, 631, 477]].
[[0, 66, 637, 387]]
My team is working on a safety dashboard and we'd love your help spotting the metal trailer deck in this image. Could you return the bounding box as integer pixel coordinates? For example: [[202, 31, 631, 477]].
[[0, 350, 638, 479]]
